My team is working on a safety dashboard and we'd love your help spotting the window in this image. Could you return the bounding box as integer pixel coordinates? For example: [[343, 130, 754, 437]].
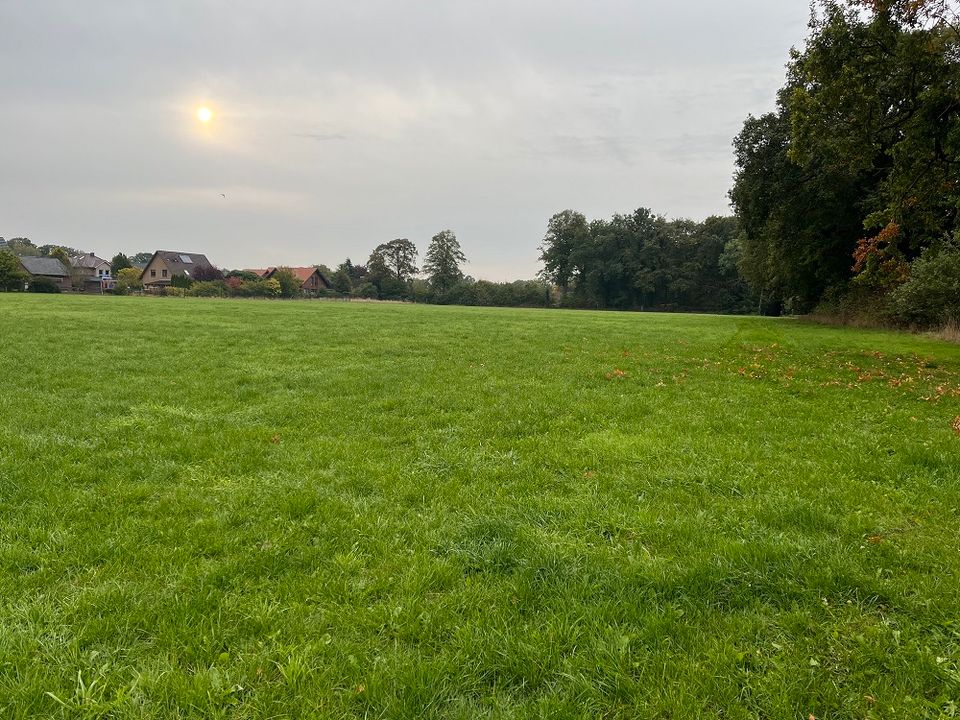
[[150, 269, 156, 277], [162, 269, 168, 278]]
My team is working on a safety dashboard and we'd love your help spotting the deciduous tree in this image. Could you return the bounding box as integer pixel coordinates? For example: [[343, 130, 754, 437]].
[[111, 253, 133, 275], [423, 229, 466, 295], [0, 251, 27, 291]]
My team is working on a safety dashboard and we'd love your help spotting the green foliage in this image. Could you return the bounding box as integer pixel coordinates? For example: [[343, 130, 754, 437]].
[[2, 295, 960, 716], [344, 258, 365, 282], [538, 209, 753, 312], [4, 238, 38, 256], [539, 210, 590, 293], [891, 241, 960, 327], [731, 0, 960, 315], [48, 247, 71, 266], [188, 280, 229, 297], [229, 278, 271, 297], [442, 278, 552, 307], [788, 1, 959, 255], [264, 278, 282, 297], [225, 270, 261, 282], [111, 253, 133, 275], [423, 229, 466, 294], [26, 276, 61, 293], [0, 250, 28, 291], [730, 109, 867, 312], [170, 274, 193, 289], [410, 278, 432, 303], [271, 268, 301, 298], [330, 268, 352, 294], [353, 282, 378, 299], [130, 252, 154, 265], [375, 274, 410, 300], [114, 267, 143, 294], [369, 239, 418, 283]]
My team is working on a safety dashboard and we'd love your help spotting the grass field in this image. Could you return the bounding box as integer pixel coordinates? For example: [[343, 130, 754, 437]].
[[2, 294, 959, 719]]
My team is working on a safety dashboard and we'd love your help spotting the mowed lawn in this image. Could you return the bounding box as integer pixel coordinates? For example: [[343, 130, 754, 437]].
[[2, 295, 959, 719]]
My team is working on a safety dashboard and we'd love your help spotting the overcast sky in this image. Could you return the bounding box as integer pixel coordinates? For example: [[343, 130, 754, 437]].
[[0, 1, 808, 279]]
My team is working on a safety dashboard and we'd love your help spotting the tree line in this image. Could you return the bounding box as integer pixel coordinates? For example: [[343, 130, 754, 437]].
[[322, 233, 552, 307], [537, 210, 752, 313], [729, 0, 960, 327]]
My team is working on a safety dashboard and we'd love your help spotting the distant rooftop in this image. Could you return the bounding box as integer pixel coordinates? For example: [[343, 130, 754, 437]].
[[20, 256, 69, 277]]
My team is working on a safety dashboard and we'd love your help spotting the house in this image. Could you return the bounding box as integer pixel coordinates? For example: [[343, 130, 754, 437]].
[[247, 266, 331, 296], [19, 256, 71, 290], [70, 252, 115, 293], [71, 252, 112, 279], [140, 250, 215, 288]]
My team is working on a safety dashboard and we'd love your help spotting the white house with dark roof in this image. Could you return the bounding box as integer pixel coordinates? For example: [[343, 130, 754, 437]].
[[70, 252, 112, 280]]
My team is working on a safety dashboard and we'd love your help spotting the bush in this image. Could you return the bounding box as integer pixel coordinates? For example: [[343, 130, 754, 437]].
[[114, 267, 143, 294], [353, 283, 378, 299], [27, 277, 61, 293], [441, 279, 552, 308], [891, 243, 960, 328], [189, 280, 228, 297]]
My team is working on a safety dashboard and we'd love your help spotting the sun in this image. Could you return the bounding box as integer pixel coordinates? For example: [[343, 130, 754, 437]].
[[197, 106, 213, 123]]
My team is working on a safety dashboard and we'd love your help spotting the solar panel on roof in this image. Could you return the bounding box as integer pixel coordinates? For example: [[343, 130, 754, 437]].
[[179, 254, 193, 263]]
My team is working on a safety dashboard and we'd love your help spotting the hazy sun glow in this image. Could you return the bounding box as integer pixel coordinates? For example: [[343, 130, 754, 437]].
[[197, 106, 213, 123]]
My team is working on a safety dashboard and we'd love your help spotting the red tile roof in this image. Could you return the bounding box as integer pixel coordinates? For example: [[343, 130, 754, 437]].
[[286, 267, 320, 283]]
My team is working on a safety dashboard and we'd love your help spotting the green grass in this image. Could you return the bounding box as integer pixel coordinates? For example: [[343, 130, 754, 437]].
[[2, 294, 959, 719]]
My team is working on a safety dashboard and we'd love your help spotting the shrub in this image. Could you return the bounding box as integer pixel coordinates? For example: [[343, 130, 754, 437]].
[[234, 278, 274, 297], [189, 280, 228, 297], [27, 277, 61, 293], [891, 243, 960, 328], [114, 267, 143, 294], [264, 278, 282, 297], [353, 282, 378, 299]]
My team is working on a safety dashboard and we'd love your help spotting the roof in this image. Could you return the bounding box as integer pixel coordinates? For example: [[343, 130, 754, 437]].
[[141, 250, 214, 280], [264, 266, 330, 285], [19, 256, 69, 277], [286, 267, 324, 284], [71, 253, 109, 269], [244, 267, 328, 285]]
